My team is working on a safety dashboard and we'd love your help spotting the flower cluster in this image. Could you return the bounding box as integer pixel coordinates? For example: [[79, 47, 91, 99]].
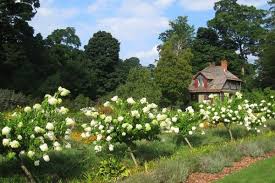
[[81, 96, 162, 152], [0, 87, 74, 166], [199, 93, 275, 133]]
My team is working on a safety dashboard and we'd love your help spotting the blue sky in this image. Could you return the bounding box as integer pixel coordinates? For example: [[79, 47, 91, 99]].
[[30, 0, 268, 65]]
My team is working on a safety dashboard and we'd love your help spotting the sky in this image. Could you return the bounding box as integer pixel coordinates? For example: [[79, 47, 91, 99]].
[[30, 0, 268, 66]]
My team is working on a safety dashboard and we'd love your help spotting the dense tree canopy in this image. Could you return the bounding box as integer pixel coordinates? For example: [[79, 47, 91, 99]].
[[208, 0, 267, 59], [115, 67, 162, 104]]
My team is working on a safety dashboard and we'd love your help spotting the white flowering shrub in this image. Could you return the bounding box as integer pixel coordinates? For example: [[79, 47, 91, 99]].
[[158, 106, 204, 148], [0, 87, 75, 182], [80, 96, 162, 166]]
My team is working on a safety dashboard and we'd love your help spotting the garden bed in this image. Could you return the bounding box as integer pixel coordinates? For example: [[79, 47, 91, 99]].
[[186, 151, 275, 183]]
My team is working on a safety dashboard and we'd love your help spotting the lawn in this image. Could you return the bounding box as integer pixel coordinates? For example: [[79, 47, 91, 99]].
[[217, 156, 275, 183]]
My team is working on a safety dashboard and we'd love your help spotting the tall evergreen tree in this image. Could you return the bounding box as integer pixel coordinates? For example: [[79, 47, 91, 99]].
[[85, 31, 120, 97], [155, 41, 193, 107]]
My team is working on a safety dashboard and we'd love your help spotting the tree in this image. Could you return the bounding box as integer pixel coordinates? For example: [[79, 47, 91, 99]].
[[115, 68, 162, 104], [267, 0, 275, 27], [191, 27, 244, 75], [159, 16, 194, 54], [208, 0, 267, 60], [46, 27, 81, 48], [257, 30, 275, 89], [85, 31, 120, 97], [155, 41, 193, 107], [0, 0, 40, 89]]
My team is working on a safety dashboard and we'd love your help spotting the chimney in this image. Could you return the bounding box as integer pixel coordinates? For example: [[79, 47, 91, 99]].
[[221, 60, 228, 72]]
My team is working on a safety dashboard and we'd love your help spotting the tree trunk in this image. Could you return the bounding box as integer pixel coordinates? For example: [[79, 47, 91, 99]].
[[184, 137, 193, 149], [20, 161, 36, 183], [227, 128, 234, 141], [128, 146, 138, 167]]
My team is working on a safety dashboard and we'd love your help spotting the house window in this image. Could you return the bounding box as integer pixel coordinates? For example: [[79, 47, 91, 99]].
[[197, 75, 204, 88]]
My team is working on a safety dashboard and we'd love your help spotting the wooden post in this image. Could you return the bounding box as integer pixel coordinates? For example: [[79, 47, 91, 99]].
[[20, 161, 36, 183], [184, 137, 193, 149], [128, 146, 138, 167]]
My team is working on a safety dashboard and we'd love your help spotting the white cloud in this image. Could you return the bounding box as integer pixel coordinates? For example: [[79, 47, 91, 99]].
[[93, 0, 170, 65], [129, 45, 159, 65], [154, 0, 176, 8], [30, 0, 80, 38], [87, 0, 118, 14], [179, 0, 267, 11]]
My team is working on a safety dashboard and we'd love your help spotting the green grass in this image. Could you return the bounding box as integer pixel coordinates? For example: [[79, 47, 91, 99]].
[[216, 157, 275, 183]]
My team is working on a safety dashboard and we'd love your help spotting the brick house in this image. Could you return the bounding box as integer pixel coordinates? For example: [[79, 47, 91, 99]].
[[189, 60, 242, 102]]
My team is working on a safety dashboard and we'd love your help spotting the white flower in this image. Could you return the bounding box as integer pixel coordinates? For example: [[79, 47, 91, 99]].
[[2, 138, 10, 146], [34, 160, 40, 166], [109, 144, 114, 151], [192, 126, 196, 131], [30, 134, 35, 139], [27, 151, 35, 158], [188, 131, 193, 135], [97, 134, 103, 141], [85, 127, 92, 132], [136, 124, 142, 130], [65, 118, 75, 126], [98, 125, 104, 130], [186, 106, 194, 114], [24, 106, 32, 113], [103, 101, 111, 107], [34, 126, 45, 134], [122, 132, 126, 136], [131, 110, 140, 118], [20, 151, 25, 155], [106, 136, 112, 142], [59, 106, 69, 114], [199, 123, 205, 128], [157, 114, 167, 121], [201, 131, 206, 135], [100, 114, 106, 119], [43, 154, 50, 162], [39, 143, 49, 152], [65, 143, 71, 149], [142, 106, 150, 113], [33, 104, 41, 110], [171, 126, 179, 134], [17, 135, 23, 140], [127, 124, 133, 131], [117, 116, 124, 122], [105, 116, 112, 123], [148, 113, 155, 119], [18, 122, 23, 128], [172, 117, 177, 123], [53, 141, 60, 147], [90, 120, 97, 126], [2, 126, 11, 136], [58, 87, 70, 96], [111, 96, 118, 102], [94, 145, 102, 152], [162, 108, 167, 113], [127, 97, 136, 104], [140, 98, 147, 104], [145, 123, 151, 131], [10, 140, 20, 148], [58, 98, 62, 104], [235, 92, 242, 99], [48, 97, 58, 105], [46, 123, 54, 131]]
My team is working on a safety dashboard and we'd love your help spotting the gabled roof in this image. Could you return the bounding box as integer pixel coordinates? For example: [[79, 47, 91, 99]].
[[189, 65, 242, 93]]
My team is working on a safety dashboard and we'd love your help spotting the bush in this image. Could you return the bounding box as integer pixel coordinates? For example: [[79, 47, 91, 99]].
[[238, 142, 264, 157], [152, 159, 190, 183], [0, 89, 31, 111]]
